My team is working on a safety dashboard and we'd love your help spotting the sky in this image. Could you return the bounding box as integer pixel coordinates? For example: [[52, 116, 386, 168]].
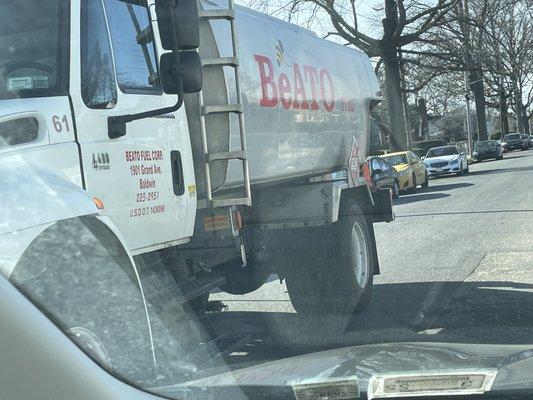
[[235, 0, 382, 46]]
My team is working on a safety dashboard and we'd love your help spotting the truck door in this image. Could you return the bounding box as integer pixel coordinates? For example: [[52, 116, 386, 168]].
[[70, 0, 196, 253]]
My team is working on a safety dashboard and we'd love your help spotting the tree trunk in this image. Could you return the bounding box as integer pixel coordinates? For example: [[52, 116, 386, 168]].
[[499, 85, 509, 138], [521, 109, 530, 135], [469, 69, 488, 141], [382, 49, 407, 151], [418, 98, 429, 140]]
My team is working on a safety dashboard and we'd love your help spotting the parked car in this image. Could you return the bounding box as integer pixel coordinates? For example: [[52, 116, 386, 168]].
[[529, 135, 533, 148], [502, 133, 528, 152], [423, 145, 469, 176], [368, 157, 400, 198], [473, 140, 504, 162], [521, 134, 531, 149], [381, 151, 429, 193]]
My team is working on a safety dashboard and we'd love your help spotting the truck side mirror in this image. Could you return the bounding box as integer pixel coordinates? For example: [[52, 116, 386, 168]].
[[160, 51, 202, 94], [156, 0, 199, 51], [179, 51, 202, 93]]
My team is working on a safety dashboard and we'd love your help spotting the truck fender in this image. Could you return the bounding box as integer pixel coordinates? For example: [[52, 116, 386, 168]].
[[0, 163, 135, 279]]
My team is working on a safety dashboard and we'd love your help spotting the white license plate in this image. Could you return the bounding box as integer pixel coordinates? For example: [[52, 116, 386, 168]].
[[436, 168, 443, 172]]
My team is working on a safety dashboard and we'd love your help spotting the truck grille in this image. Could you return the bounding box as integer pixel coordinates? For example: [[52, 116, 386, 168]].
[[430, 161, 448, 168]]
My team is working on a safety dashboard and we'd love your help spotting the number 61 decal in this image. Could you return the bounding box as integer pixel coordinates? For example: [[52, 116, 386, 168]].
[[52, 115, 71, 133]]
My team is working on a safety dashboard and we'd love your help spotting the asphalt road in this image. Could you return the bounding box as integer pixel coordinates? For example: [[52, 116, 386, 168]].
[[211, 150, 533, 367]]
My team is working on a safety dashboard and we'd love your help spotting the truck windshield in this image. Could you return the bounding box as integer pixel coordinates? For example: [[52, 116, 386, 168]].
[[0, 0, 67, 99]]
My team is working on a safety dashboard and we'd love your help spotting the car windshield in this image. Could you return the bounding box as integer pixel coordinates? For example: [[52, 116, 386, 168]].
[[475, 141, 496, 149], [3, 0, 533, 399], [426, 146, 459, 157], [504, 134, 521, 141], [382, 154, 408, 166]]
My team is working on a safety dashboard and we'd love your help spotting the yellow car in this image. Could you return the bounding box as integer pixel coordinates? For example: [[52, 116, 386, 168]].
[[381, 151, 429, 193]]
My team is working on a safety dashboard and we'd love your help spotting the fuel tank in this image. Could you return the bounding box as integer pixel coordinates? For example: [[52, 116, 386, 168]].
[[185, 0, 381, 196]]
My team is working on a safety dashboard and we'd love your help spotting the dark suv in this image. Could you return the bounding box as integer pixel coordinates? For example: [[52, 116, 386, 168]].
[[473, 140, 503, 162], [503, 133, 528, 152]]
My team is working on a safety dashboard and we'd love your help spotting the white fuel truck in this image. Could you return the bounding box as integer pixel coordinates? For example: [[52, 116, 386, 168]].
[[0, 0, 393, 352]]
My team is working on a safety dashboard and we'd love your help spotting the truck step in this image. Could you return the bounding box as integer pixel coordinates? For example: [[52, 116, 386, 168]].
[[202, 104, 243, 115], [207, 150, 247, 162], [184, 333, 250, 366], [211, 197, 252, 208], [199, 9, 235, 21], [146, 277, 225, 313], [202, 57, 239, 67]]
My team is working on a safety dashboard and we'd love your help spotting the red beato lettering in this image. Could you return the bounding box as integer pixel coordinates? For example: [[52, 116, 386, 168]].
[[278, 73, 292, 110], [254, 54, 278, 108], [292, 63, 309, 110], [304, 65, 320, 111], [320, 69, 335, 112], [254, 54, 336, 113]]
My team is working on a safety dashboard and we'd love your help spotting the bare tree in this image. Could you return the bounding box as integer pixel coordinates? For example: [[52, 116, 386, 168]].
[[240, 0, 458, 151]]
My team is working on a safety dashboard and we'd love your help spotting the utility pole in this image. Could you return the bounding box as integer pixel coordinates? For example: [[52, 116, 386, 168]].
[[499, 75, 505, 139], [465, 71, 473, 155]]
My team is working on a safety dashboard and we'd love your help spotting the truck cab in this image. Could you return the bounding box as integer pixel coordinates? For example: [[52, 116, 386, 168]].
[[0, 0, 198, 256]]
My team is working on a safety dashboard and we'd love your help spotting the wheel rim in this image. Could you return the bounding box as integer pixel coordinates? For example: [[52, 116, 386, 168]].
[[351, 222, 370, 288]]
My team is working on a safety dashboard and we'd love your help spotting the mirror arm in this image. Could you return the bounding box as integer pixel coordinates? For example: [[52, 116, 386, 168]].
[[108, 90, 183, 139]]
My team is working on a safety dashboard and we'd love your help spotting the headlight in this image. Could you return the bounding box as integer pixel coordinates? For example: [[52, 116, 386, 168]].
[[450, 159, 459, 165], [398, 170, 410, 177], [473, 152, 478, 156]]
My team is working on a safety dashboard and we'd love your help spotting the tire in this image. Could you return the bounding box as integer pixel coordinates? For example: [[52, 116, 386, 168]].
[[284, 200, 375, 332], [392, 180, 400, 199], [410, 174, 418, 193], [421, 172, 429, 189]]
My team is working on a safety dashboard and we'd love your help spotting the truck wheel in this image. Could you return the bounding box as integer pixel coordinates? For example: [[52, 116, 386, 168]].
[[284, 200, 375, 331]]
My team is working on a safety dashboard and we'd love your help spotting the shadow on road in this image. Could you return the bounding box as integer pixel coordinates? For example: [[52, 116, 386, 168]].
[[423, 182, 474, 193], [468, 165, 533, 176], [213, 280, 533, 364], [395, 192, 450, 205]]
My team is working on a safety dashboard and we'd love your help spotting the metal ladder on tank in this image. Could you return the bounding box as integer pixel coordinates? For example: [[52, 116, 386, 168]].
[[198, 0, 252, 209]]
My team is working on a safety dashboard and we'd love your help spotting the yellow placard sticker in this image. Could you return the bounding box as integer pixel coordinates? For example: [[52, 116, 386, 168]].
[[188, 185, 197, 197], [203, 215, 231, 231]]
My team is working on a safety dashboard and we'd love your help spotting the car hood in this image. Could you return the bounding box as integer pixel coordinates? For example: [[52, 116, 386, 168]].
[[425, 155, 458, 163], [165, 342, 533, 400], [392, 164, 410, 173]]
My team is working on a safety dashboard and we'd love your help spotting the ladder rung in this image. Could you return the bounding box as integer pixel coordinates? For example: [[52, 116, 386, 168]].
[[207, 151, 247, 162], [212, 198, 252, 208], [199, 9, 235, 20], [203, 104, 243, 115], [202, 57, 239, 67]]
